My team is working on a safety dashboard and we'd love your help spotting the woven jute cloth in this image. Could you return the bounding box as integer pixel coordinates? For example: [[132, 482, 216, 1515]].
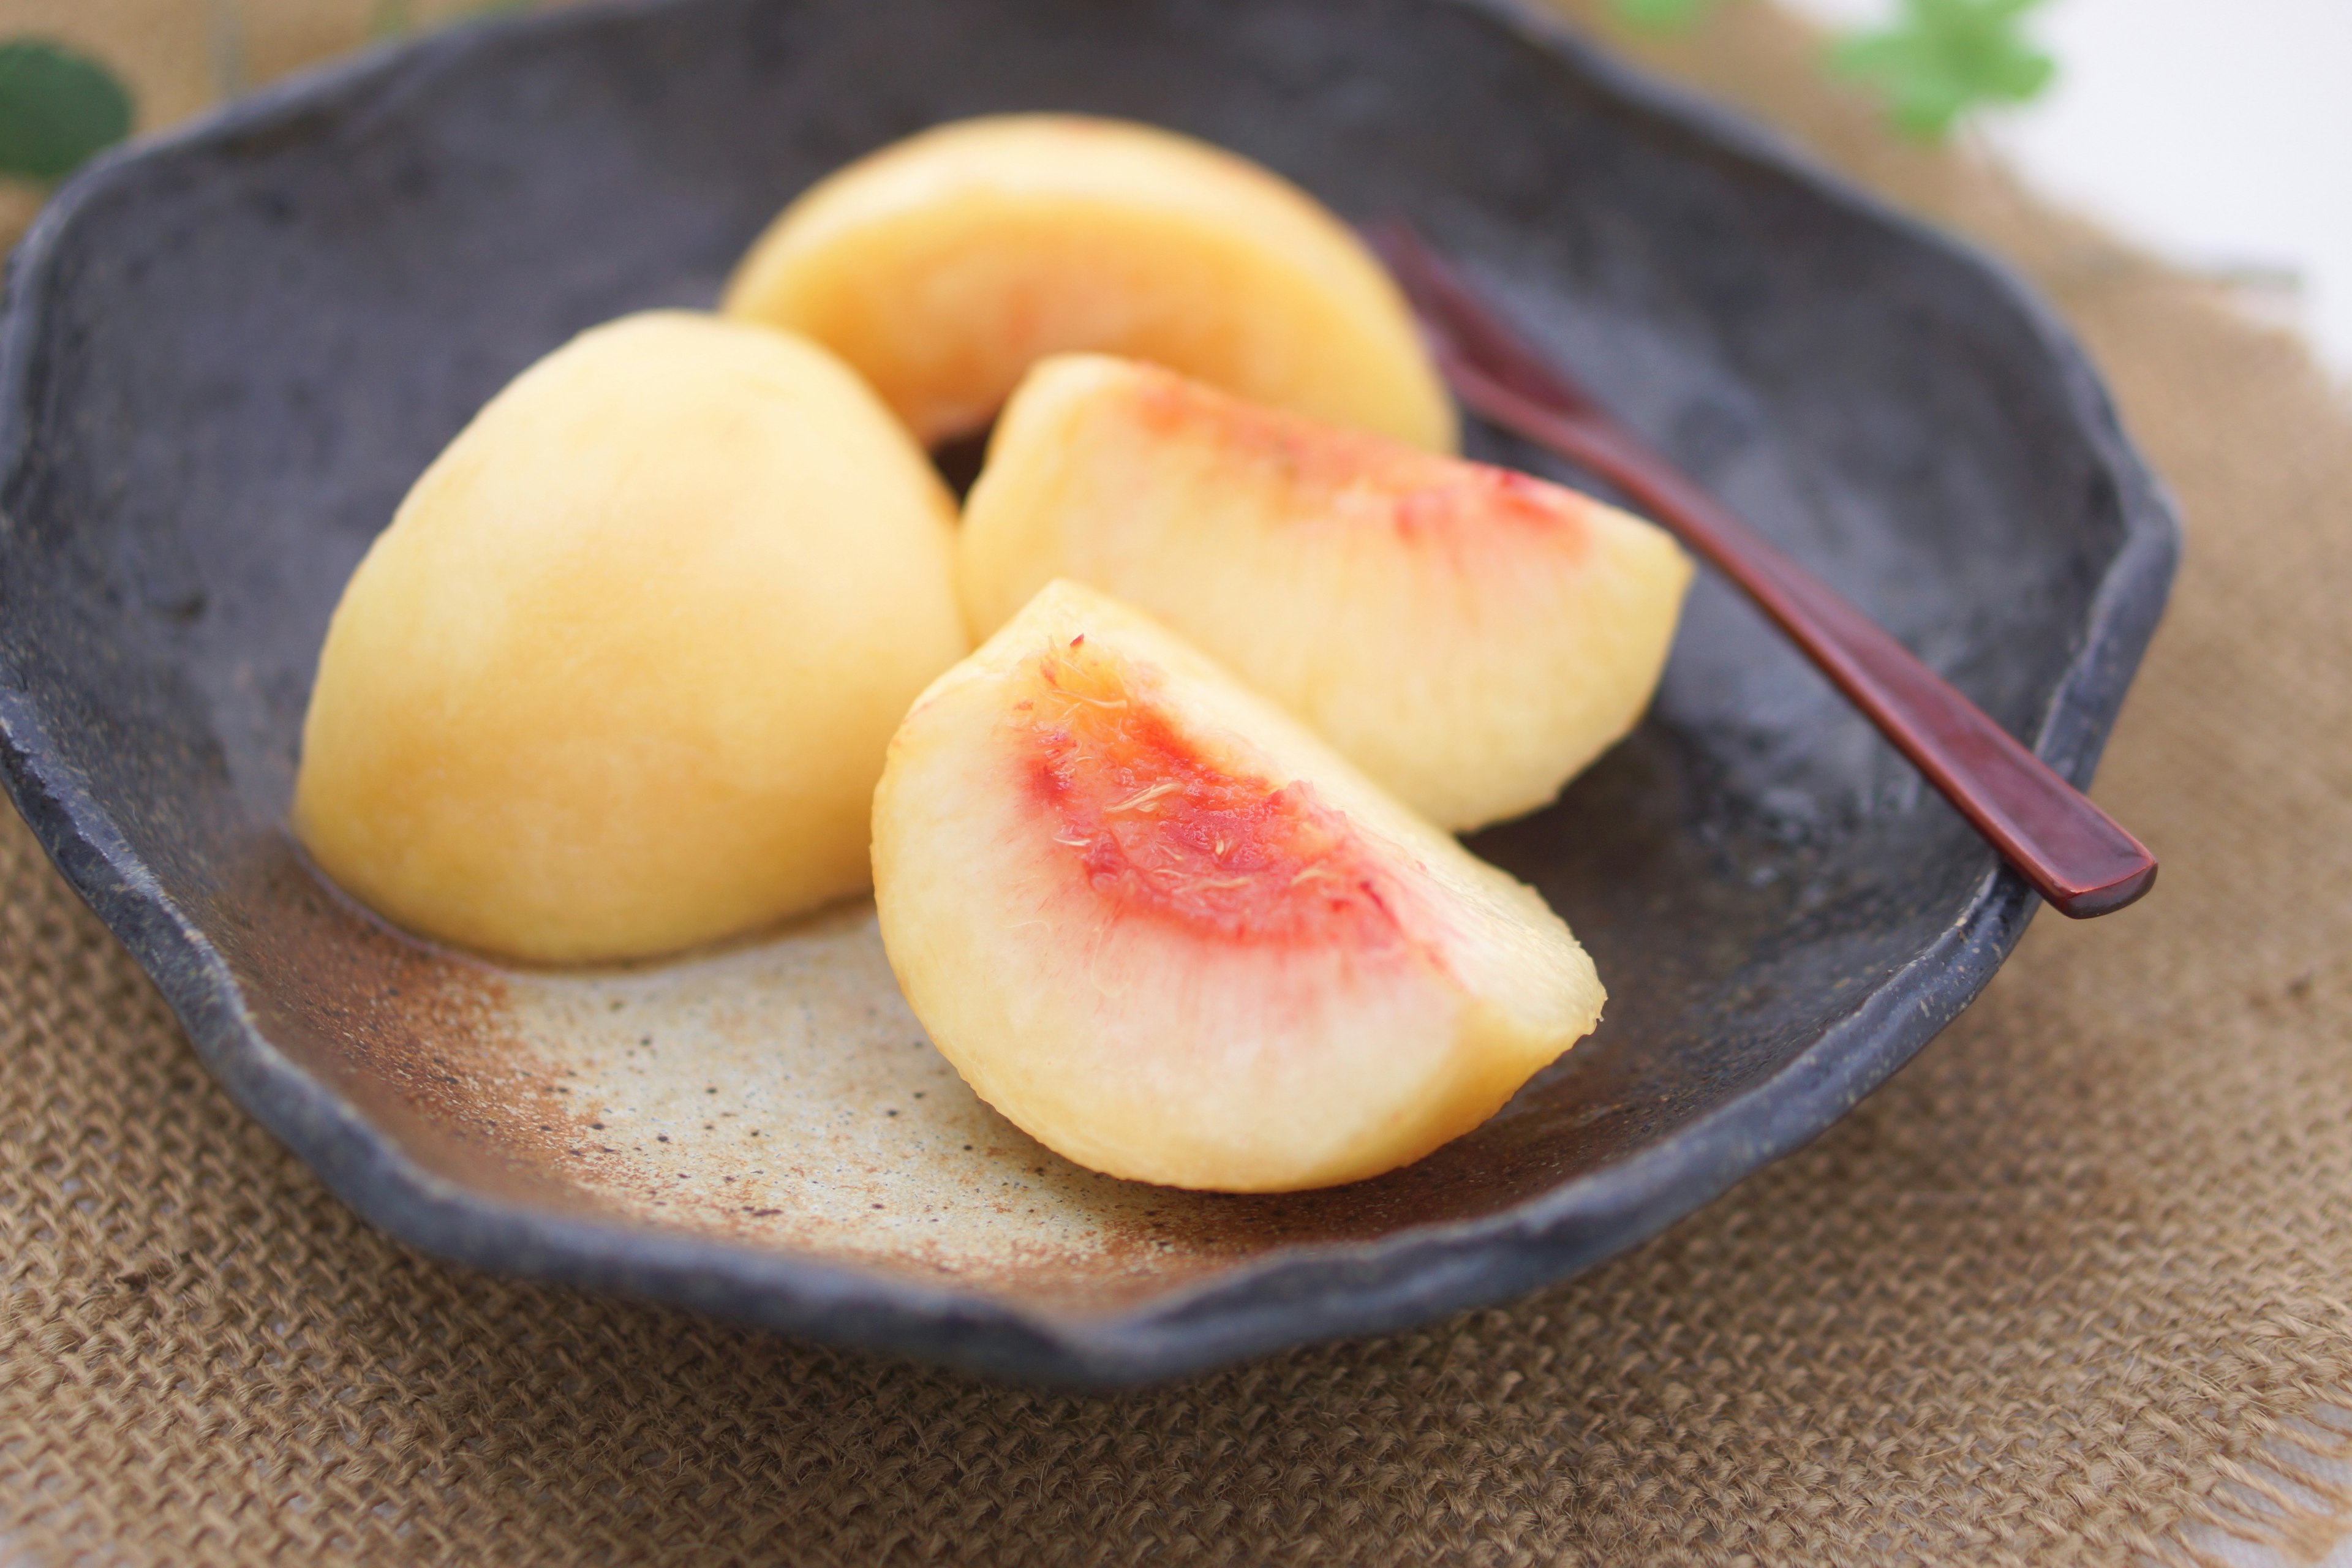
[[4, 3, 2350, 1564]]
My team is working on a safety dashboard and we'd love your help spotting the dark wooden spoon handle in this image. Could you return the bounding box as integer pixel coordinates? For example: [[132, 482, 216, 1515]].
[[1371, 222, 2155, 918]]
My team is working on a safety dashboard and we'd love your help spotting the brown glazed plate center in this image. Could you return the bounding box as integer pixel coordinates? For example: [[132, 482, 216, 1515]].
[[0, 0, 2176, 1384]]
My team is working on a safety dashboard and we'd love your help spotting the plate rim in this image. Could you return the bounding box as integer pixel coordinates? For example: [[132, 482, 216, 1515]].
[[0, 0, 2180, 1386]]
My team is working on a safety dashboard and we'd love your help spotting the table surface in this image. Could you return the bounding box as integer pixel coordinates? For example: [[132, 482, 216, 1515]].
[[1780, 11, 2352, 1561]]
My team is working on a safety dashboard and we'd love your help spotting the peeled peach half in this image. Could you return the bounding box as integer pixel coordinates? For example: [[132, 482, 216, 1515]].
[[959, 356, 1695, 832], [872, 580, 1604, 1193], [721, 114, 1456, 452], [295, 311, 966, 965]]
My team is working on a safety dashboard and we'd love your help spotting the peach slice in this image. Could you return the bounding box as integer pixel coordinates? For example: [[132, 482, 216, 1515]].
[[295, 312, 967, 965], [721, 114, 1456, 452], [958, 356, 1695, 832], [872, 580, 1604, 1193]]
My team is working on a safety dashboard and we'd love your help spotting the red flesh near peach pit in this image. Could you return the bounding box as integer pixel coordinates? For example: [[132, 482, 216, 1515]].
[[1012, 641, 1415, 954], [1125, 371, 1597, 557]]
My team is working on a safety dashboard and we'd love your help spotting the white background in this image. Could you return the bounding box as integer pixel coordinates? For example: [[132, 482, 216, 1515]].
[[1781, 0, 2352, 382]]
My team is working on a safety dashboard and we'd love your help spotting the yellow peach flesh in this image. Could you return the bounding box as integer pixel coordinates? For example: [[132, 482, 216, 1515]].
[[723, 114, 1456, 451], [873, 581, 1604, 1193], [958, 355, 1695, 831], [295, 311, 967, 965]]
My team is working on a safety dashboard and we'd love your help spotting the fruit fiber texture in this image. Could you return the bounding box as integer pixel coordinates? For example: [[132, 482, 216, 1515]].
[[295, 311, 966, 965], [872, 580, 1604, 1193], [722, 114, 1457, 453], [959, 355, 1695, 832]]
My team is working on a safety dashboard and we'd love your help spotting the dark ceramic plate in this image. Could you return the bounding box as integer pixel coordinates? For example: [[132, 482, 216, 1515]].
[[0, 0, 2174, 1385]]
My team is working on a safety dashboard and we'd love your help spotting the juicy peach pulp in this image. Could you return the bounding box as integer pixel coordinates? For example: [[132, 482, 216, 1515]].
[[958, 356, 1696, 832], [722, 114, 1457, 452], [295, 312, 967, 965], [873, 581, 1604, 1193], [1024, 650, 1404, 954]]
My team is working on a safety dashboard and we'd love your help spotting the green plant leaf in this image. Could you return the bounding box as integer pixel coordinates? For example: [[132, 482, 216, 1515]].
[[369, 0, 419, 40], [0, 39, 134, 182], [1832, 0, 2057, 140], [1609, 0, 1727, 30], [373, 0, 532, 40]]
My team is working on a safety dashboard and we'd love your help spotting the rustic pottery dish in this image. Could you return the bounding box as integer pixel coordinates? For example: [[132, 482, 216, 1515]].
[[0, 0, 2176, 1384]]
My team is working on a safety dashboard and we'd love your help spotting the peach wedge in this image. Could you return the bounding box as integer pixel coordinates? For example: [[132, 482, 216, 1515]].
[[295, 312, 967, 965], [722, 114, 1456, 451], [872, 580, 1604, 1193], [959, 356, 1696, 832]]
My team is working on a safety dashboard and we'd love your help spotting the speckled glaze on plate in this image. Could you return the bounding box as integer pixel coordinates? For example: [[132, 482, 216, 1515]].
[[0, 0, 2176, 1385]]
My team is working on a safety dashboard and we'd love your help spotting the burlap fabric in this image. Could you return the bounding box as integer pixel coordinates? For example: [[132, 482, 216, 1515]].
[[4, 2, 2350, 1564]]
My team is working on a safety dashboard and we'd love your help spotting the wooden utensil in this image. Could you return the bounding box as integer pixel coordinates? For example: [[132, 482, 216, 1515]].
[[1370, 219, 2156, 918]]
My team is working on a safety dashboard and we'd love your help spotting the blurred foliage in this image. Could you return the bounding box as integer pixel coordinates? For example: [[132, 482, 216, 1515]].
[[0, 0, 538, 189], [370, 0, 417, 36], [1608, 0, 2058, 139], [372, 0, 537, 40], [1833, 0, 2057, 138], [1608, 0, 1728, 28], [0, 0, 2053, 192], [0, 40, 134, 183]]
